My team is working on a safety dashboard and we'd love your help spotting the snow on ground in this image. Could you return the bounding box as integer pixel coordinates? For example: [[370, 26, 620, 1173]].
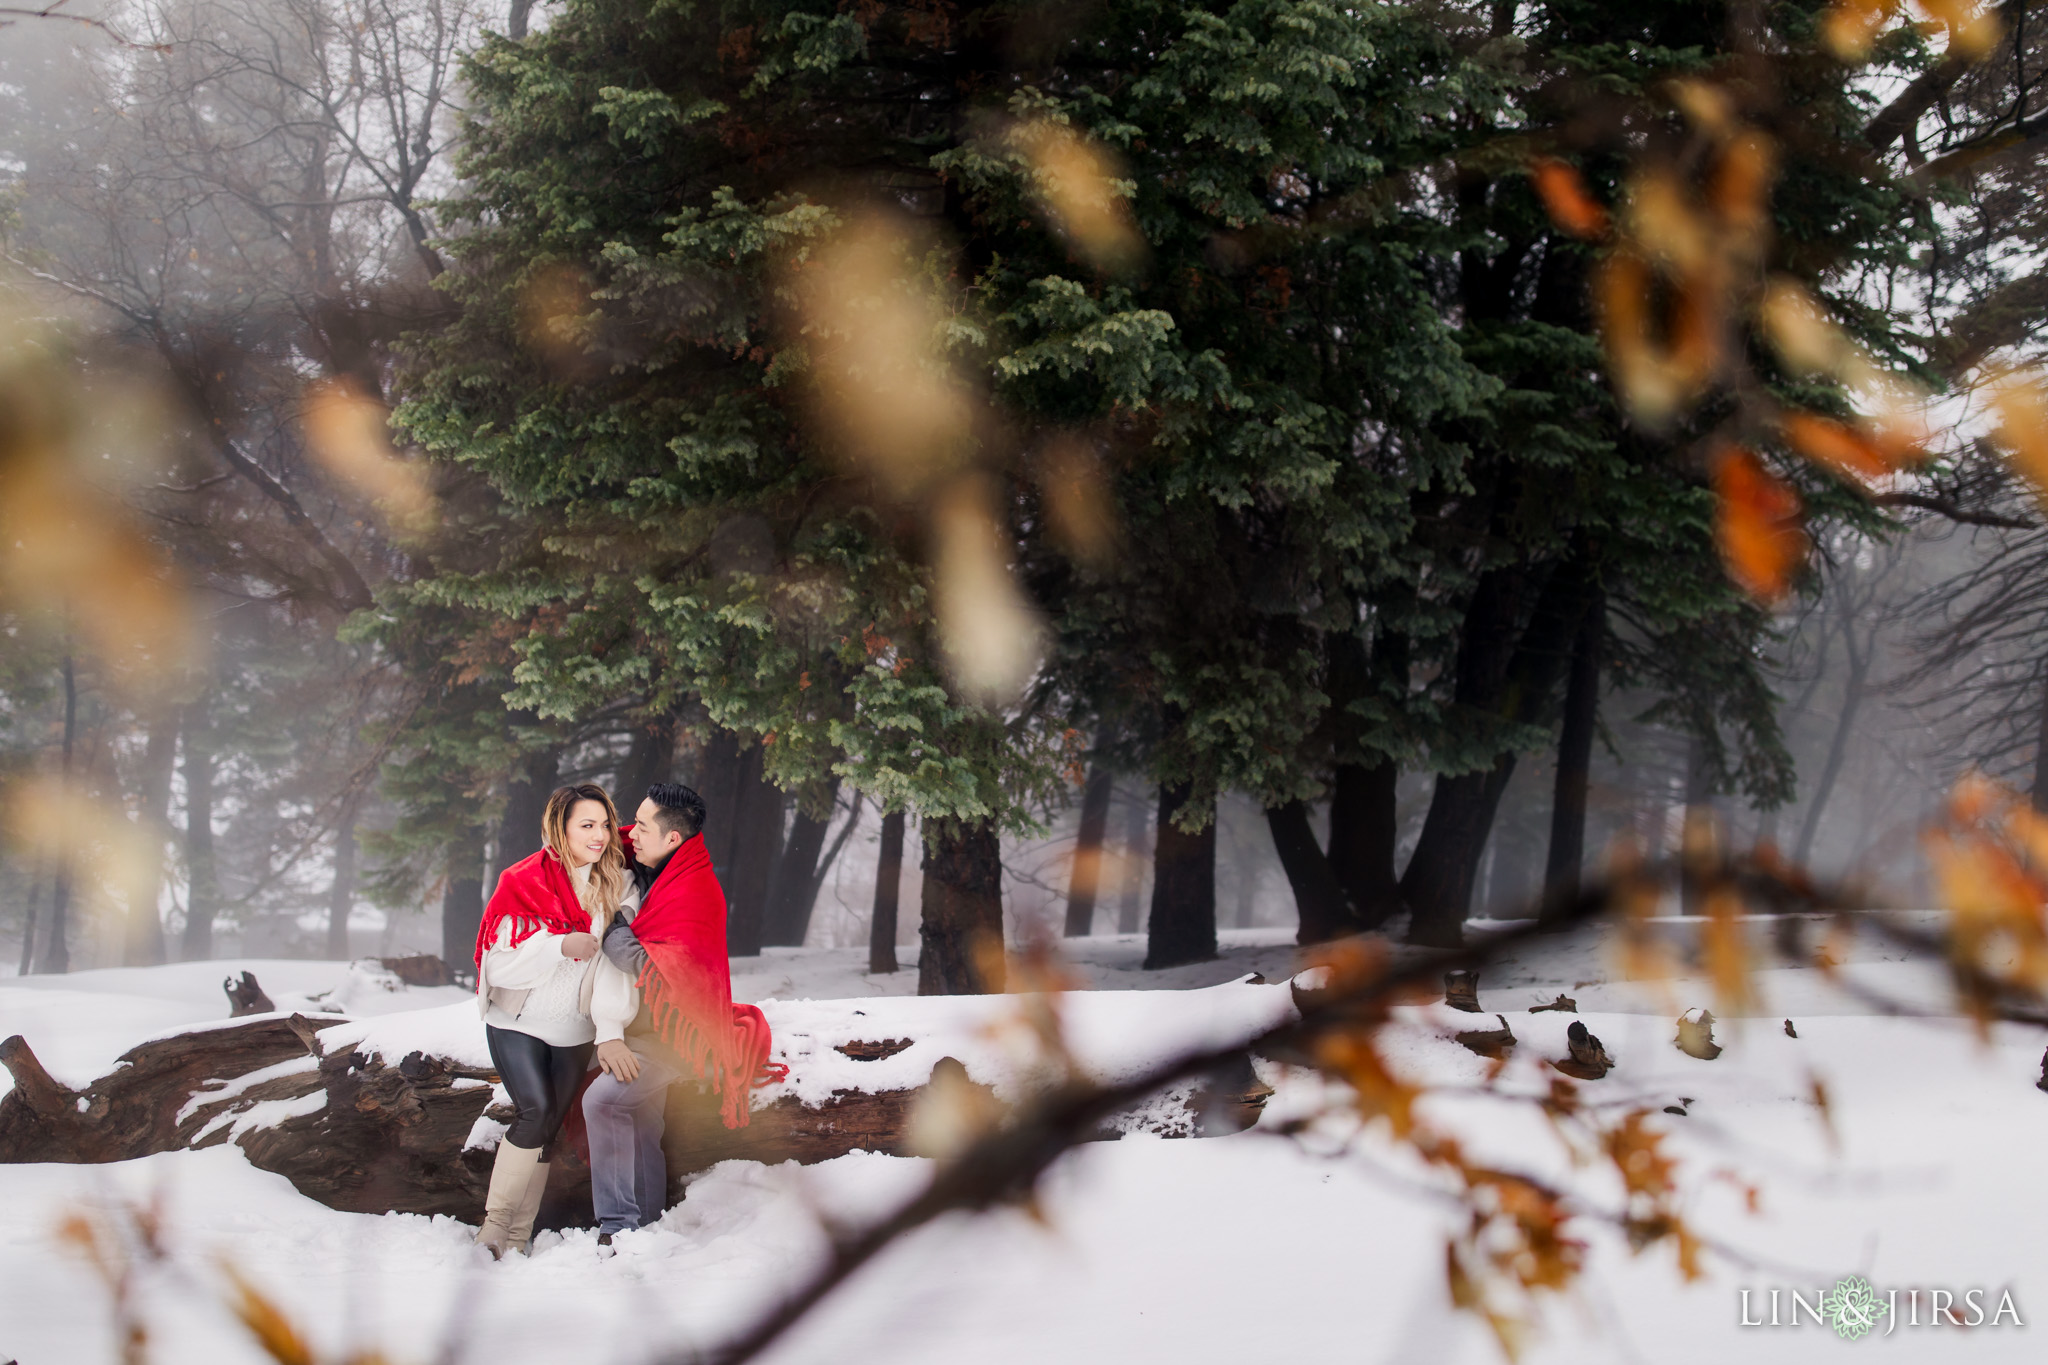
[[0, 958, 471, 1099], [4, 929, 2046, 1364]]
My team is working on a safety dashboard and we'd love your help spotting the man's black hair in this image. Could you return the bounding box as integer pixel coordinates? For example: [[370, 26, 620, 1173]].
[[646, 782, 706, 839]]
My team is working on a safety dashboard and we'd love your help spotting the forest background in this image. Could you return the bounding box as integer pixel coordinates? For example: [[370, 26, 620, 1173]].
[[4, 0, 2048, 995]]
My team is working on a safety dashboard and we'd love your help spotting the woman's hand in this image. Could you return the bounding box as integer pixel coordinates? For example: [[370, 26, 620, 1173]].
[[560, 932, 600, 959], [596, 1040, 641, 1084]]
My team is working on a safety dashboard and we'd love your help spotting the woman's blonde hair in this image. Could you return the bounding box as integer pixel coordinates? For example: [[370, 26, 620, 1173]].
[[541, 783, 629, 930]]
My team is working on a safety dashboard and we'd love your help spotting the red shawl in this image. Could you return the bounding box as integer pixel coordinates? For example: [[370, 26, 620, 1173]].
[[623, 827, 782, 1128], [472, 847, 590, 967]]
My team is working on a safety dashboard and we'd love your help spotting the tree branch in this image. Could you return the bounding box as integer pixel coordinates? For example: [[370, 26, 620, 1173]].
[[1875, 491, 2036, 529], [0, 3, 168, 51]]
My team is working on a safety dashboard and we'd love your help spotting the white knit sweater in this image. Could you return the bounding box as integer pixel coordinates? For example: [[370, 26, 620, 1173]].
[[478, 863, 600, 1047]]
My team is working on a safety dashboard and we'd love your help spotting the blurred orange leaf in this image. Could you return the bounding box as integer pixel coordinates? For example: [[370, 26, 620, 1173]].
[[1530, 158, 1608, 240], [1991, 372, 2048, 498], [1712, 448, 1807, 602], [1781, 411, 1890, 484], [1015, 120, 1145, 273]]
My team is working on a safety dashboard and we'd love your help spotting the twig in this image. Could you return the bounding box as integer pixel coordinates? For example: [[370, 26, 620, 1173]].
[[671, 855, 1858, 1365], [0, 4, 168, 51]]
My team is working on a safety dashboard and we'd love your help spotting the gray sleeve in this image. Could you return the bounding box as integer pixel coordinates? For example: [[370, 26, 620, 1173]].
[[602, 917, 650, 977]]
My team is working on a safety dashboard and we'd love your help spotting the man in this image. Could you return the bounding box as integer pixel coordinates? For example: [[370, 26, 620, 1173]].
[[584, 781, 778, 1250]]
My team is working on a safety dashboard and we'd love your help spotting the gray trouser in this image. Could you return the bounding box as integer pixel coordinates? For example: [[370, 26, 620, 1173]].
[[581, 1045, 681, 1235]]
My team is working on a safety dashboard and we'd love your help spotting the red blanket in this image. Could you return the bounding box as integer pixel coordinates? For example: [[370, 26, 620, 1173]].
[[623, 828, 782, 1128], [472, 847, 589, 966]]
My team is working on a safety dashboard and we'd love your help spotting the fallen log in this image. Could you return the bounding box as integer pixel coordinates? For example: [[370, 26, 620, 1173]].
[[1, 1013, 1272, 1230]]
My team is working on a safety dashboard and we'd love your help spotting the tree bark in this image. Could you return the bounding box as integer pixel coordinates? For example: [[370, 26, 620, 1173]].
[[1115, 793, 1149, 934], [1792, 619, 1872, 867], [492, 746, 559, 889], [0, 1008, 1274, 1218], [763, 778, 840, 947], [724, 743, 785, 958], [326, 795, 361, 959], [37, 654, 78, 974], [1327, 620, 1407, 927], [1544, 592, 1603, 907], [17, 869, 41, 977], [2032, 665, 2048, 815], [179, 699, 220, 962], [1145, 782, 1216, 970], [1402, 559, 1595, 947], [124, 710, 178, 966], [439, 825, 486, 975], [918, 818, 1004, 994], [1266, 800, 1354, 945], [618, 710, 679, 806], [869, 810, 905, 974], [1063, 751, 1116, 937], [1329, 760, 1403, 927], [1681, 733, 1716, 915]]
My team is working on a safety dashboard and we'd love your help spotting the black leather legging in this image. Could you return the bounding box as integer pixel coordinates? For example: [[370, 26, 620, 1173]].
[[485, 1025, 593, 1154]]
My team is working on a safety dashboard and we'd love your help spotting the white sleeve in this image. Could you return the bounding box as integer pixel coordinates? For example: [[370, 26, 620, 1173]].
[[481, 920, 570, 989], [589, 953, 640, 1046]]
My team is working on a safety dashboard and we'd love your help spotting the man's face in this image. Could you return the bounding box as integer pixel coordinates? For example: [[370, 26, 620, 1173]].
[[630, 798, 684, 867]]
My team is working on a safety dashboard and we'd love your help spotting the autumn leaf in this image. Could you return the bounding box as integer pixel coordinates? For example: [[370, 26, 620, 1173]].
[[1991, 372, 2048, 499], [1781, 410, 1893, 487], [224, 1268, 317, 1365], [1712, 447, 1807, 602], [1530, 158, 1608, 240]]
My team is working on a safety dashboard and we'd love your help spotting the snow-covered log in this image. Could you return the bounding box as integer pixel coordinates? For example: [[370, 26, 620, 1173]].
[[0, 981, 1290, 1227]]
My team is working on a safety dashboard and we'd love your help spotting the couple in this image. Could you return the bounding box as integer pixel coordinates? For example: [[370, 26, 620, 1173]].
[[468, 780, 777, 1258]]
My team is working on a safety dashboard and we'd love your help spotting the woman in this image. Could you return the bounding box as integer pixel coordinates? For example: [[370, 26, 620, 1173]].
[[470, 782, 631, 1258]]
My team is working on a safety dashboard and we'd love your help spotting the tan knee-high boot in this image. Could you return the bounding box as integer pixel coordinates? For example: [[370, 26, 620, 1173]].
[[507, 1162, 550, 1256], [474, 1141, 542, 1260]]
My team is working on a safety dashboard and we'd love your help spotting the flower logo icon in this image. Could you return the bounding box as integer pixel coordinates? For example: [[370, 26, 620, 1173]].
[[1823, 1275, 1883, 1341]]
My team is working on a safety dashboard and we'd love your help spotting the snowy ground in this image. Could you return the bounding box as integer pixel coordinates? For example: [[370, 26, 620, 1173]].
[[3, 926, 2044, 1364]]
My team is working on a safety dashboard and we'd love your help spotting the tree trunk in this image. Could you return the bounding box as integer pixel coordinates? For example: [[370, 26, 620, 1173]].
[[492, 746, 559, 889], [1793, 622, 1872, 867], [125, 710, 178, 966], [1328, 761, 1403, 927], [1681, 733, 1716, 915], [1266, 800, 1354, 945], [1115, 793, 1149, 934], [2032, 664, 2048, 814], [724, 743, 785, 958], [690, 729, 747, 878], [869, 810, 905, 974], [0, 1006, 1275, 1218], [325, 796, 361, 959], [180, 699, 221, 962], [17, 870, 41, 977], [619, 710, 679, 806], [439, 825, 487, 974], [1401, 766, 1520, 947], [763, 779, 840, 947], [1401, 558, 1595, 947], [1063, 753, 1116, 937], [1327, 617, 1408, 928], [918, 818, 1004, 994], [37, 655, 78, 975], [1145, 782, 1216, 970], [1544, 592, 1603, 907]]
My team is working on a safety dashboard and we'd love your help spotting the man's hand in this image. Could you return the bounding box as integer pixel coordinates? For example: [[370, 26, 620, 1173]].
[[596, 1039, 641, 1084], [561, 932, 600, 959]]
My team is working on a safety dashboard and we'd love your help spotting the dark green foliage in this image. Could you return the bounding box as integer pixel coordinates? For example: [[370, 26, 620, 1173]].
[[388, 0, 1930, 950]]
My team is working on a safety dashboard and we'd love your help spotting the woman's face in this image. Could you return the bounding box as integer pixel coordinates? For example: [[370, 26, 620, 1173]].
[[564, 799, 612, 868]]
